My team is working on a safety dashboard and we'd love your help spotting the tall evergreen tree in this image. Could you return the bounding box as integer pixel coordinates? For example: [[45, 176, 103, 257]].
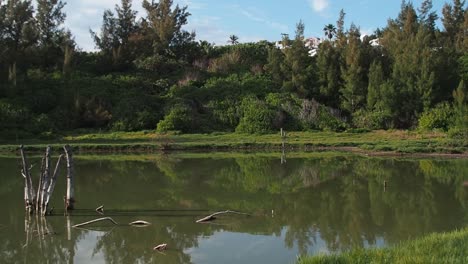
[[317, 41, 342, 107], [282, 20, 314, 98], [442, 0, 466, 49], [92, 0, 137, 67], [264, 46, 284, 87], [36, 0, 66, 70], [3, 0, 36, 86], [141, 0, 194, 54], [341, 24, 365, 114], [367, 61, 385, 110]]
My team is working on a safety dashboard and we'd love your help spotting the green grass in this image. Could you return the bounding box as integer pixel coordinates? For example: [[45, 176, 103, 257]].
[[297, 228, 468, 264], [0, 130, 466, 155]]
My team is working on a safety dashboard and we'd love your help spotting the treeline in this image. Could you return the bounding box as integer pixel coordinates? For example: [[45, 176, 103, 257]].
[[0, 0, 467, 139]]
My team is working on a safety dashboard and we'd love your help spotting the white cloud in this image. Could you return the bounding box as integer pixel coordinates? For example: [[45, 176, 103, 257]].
[[237, 7, 289, 33], [309, 0, 329, 12]]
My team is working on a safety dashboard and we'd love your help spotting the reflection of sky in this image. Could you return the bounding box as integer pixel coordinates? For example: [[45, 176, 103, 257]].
[[72, 227, 389, 263], [185, 227, 347, 264], [74, 231, 106, 264]]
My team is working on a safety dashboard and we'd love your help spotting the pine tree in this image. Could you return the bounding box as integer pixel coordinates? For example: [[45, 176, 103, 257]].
[[453, 80, 467, 130], [341, 24, 365, 114], [264, 46, 284, 87], [91, 0, 137, 67], [142, 0, 194, 54], [3, 0, 36, 86], [36, 0, 67, 70], [442, 0, 466, 48], [317, 41, 342, 107], [282, 20, 315, 98], [91, 9, 119, 62], [367, 61, 384, 110]]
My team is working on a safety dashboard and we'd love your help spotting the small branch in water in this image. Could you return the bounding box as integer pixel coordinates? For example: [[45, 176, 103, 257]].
[[72, 217, 118, 228], [95, 205, 104, 215], [153, 243, 167, 251], [129, 220, 151, 226], [196, 210, 250, 223]]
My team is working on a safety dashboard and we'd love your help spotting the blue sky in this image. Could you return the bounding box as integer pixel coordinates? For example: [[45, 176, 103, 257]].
[[63, 0, 448, 51]]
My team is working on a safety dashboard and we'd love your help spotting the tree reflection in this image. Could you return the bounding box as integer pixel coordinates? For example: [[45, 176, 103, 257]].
[[0, 155, 467, 263]]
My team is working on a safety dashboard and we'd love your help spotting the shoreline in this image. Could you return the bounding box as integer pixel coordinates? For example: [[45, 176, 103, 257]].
[[0, 130, 466, 157]]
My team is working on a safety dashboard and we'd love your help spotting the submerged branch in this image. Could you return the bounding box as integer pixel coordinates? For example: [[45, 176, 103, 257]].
[[72, 217, 118, 228], [196, 210, 250, 223], [129, 220, 151, 226]]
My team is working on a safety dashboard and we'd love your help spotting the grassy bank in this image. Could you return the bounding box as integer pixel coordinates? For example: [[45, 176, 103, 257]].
[[0, 130, 466, 155], [298, 228, 468, 264]]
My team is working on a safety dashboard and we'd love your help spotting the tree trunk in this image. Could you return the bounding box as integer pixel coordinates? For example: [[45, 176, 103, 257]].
[[8, 61, 16, 86], [43, 154, 63, 215], [20, 145, 35, 213], [63, 145, 75, 210]]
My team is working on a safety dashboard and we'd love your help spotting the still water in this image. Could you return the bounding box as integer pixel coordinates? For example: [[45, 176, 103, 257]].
[[0, 152, 467, 264]]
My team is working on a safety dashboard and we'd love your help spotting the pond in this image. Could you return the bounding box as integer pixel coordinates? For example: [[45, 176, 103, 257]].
[[0, 152, 467, 264]]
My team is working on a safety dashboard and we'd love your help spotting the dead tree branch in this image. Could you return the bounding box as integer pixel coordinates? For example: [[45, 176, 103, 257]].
[[72, 217, 118, 228], [196, 210, 250, 223]]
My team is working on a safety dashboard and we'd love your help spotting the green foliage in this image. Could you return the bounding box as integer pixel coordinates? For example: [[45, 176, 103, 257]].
[[236, 97, 276, 134], [353, 109, 393, 130], [298, 99, 347, 131], [157, 104, 193, 133], [418, 102, 454, 131]]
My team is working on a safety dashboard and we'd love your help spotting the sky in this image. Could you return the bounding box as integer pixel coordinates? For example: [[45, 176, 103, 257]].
[[62, 0, 448, 51]]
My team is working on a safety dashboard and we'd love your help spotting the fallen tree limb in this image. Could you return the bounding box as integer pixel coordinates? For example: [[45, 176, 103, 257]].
[[153, 244, 167, 251], [95, 205, 104, 215], [129, 220, 151, 226], [72, 217, 118, 228], [196, 210, 250, 223]]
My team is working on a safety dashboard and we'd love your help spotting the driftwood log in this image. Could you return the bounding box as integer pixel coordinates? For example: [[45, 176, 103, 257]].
[[95, 205, 104, 214], [72, 217, 118, 228], [129, 220, 151, 226], [196, 210, 250, 223], [153, 244, 167, 251]]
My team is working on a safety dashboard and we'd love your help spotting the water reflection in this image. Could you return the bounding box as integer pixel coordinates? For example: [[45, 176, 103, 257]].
[[0, 154, 467, 263]]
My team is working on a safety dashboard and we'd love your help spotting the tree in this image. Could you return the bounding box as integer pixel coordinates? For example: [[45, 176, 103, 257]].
[[264, 46, 284, 87], [442, 0, 466, 48], [453, 80, 467, 129], [367, 61, 385, 110], [91, 10, 119, 62], [91, 0, 137, 67], [341, 24, 365, 114], [3, 0, 36, 86], [36, 0, 67, 70], [141, 0, 194, 54], [228, 34, 239, 45], [114, 0, 137, 65], [323, 24, 336, 40], [282, 20, 315, 98], [418, 0, 438, 31], [317, 41, 342, 107], [336, 9, 347, 48]]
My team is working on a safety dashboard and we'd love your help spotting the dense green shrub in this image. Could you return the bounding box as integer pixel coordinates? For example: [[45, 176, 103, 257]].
[[317, 106, 347, 132], [157, 104, 194, 133], [418, 102, 454, 131], [236, 98, 276, 134], [206, 99, 240, 131], [353, 109, 393, 130]]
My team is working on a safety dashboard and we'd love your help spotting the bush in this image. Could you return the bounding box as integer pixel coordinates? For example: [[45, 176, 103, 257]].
[[298, 99, 347, 132], [157, 104, 194, 133], [317, 106, 347, 132], [236, 98, 276, 134], [418, 102, 454, 131], [353, 109, 393, 130]]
